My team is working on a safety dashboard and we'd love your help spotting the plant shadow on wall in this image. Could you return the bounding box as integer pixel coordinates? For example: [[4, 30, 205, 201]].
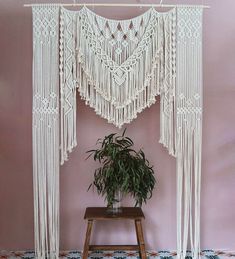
[[86, 129, 156, 212]]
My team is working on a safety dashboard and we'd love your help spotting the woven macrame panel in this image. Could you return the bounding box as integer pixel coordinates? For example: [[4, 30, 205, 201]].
[[176, 7, 203, 259], [32, 5, 60, 259]]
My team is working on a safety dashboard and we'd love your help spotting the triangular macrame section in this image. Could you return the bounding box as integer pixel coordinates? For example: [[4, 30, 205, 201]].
[[60, 7, 177, 163]]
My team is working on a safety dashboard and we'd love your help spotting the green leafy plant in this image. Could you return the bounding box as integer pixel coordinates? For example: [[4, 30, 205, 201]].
[[86, 129, 156, 207]]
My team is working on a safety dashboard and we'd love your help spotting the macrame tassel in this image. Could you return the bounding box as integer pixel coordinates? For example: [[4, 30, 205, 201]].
[[32, 5, 60, 259], [176, 6, 203, 259]]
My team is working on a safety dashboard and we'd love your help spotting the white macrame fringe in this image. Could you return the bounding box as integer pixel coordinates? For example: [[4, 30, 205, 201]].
[[32, 5, 60, 259], [176, 7, 203, 259]]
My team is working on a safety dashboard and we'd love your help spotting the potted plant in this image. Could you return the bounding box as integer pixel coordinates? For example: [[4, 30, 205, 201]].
[[86, 129, 156, 212]]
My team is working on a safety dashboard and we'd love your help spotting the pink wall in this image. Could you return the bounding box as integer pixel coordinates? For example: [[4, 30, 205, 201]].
[[0, 0, 234, 252]]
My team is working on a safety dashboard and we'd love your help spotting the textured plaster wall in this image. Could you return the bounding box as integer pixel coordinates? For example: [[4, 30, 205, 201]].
[[0, 0, 234, 251]]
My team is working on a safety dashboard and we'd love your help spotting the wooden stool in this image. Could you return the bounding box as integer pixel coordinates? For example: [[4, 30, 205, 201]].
[[82, 207, 147, 259]]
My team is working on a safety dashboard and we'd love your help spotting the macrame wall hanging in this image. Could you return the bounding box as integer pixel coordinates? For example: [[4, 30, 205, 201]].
[[32, 3, 203, 259]]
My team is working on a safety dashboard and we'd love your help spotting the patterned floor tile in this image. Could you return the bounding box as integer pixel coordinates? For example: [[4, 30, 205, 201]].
[[0, 250, 234, 259]]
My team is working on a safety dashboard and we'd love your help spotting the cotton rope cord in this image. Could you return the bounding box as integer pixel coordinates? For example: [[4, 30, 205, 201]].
[[32, 5, 203, 259]]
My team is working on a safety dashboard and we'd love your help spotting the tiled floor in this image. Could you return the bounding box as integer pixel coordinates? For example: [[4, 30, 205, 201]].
[[0, 250, 234, 259]]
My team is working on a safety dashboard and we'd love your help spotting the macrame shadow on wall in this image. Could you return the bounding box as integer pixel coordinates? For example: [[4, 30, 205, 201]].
[[32, 3, 203, 259]]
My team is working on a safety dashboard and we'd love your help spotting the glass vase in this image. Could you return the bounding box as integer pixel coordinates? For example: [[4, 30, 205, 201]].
[[108, 189, 123, 213]]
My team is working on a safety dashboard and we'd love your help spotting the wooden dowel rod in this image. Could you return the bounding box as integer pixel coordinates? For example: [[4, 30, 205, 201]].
[[23, 3, 210, 8]]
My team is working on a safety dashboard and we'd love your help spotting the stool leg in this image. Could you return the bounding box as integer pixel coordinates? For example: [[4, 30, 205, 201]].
[[83, 220, 93, 259], [135, 219, 147, 259]]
